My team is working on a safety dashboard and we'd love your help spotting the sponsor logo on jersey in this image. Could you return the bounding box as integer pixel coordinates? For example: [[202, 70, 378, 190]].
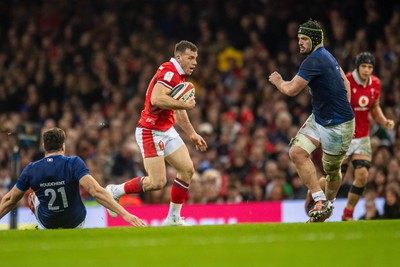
[[358, 95, 369, 107]]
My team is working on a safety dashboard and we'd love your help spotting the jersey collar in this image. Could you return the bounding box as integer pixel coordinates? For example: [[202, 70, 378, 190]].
[[170, 58, 185, 75], [352, 69, 372, 87]]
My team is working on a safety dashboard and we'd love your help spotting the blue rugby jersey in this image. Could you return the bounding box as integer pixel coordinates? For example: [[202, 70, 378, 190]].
[[297, 47, 354, 126], [16, 155, 89, 228]]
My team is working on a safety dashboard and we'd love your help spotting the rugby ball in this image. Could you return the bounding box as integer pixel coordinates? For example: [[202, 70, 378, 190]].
[[170, 82, 195, 102]]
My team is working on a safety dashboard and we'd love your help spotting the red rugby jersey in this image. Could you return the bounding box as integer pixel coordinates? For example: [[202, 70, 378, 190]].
[[347, 70, 381, 138], [138, 58, 186, 131]]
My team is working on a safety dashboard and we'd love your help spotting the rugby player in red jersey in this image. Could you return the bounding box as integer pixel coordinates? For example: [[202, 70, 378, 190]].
[[106, 40, 207, 226], [341, 52, 394, 220]]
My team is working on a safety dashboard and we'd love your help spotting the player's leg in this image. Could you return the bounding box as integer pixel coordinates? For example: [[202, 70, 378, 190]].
[[305, 176, 327, 214], [106, 127, 168, 218], [289, 136, 333, 218], [322, 152, 344, 201], [290, 115, 332, 219], [342, 155, 371, 221], [308, 119, 354, 222], [163, 142, 194, 226], [28, 192, 45, 229], [289, 145, 321, 193]]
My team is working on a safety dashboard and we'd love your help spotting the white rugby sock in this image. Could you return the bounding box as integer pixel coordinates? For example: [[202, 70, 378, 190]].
[[114, 184, 126, 196], [167, 202, 182, 218], [312, 190, 326, 202]]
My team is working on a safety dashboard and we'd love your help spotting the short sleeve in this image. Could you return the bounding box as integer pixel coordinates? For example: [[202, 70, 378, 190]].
[[15, 165, 32, 192], [72, 156, 90, 181], [156, 67, 182, 89], [297, 56, 321, 83]]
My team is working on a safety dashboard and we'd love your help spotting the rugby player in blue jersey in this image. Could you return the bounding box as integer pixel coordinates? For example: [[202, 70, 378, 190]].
[[269, 19, 355, 222], [0, 127, 145, 228]]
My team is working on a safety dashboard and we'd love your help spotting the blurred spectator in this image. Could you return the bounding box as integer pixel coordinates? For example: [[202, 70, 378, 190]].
[[382, 189, 400, 219], [111, 141, 137, 181], [225, 183, 244, 203], [201, 168, 225, 203], [290, 174, 308, 199], [359, 197, 381, 220]]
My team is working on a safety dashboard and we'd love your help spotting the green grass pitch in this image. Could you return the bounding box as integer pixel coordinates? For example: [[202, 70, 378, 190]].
[[0, 220, 399, 267]]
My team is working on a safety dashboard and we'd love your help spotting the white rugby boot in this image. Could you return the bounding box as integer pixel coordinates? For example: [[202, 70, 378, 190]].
[[162, 215, 191, 226]]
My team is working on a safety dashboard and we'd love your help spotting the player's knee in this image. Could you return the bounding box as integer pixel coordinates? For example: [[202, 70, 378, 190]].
[[289, 146, 309, 164], [289, 135, 317, 161], [179, 166, 195, 180], [354, 169, 368, 185]]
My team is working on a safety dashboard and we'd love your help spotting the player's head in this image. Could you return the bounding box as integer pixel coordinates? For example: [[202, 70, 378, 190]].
[[355, 52, 375, 80], [43, 127, 65, 153], [298, 19, 324, 55], [174, 40, 198, 75]]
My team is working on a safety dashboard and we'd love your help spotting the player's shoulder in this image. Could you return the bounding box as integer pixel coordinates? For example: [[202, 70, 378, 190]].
[[60, 155, 85, 166], [370, 74, 381, 86], [158, 61, 178, 74], [156, 61, 181, 87], [347, 72, 358, 84]]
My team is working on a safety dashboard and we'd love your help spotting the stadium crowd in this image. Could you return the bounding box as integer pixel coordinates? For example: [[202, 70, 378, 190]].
[[0, 0, 400, 219]]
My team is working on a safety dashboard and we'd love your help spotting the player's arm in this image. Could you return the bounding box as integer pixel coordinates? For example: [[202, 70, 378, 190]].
[[174, 110, 207, 152], [151, 83, 195, 110], [371, 100, 395, 129], [268, 72, 308, 96], [0, 185, 25, 219], [340, 67, 351, 101], [79, 175, 145, 227]]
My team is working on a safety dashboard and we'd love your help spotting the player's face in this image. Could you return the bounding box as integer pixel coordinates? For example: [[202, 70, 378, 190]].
[[176, 49, 198, 75], [298, 36, 311, 54], [358, 63, 374, 81]]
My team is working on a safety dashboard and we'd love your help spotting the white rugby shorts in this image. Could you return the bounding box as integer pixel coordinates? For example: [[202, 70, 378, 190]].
[[298, 114, 355, 155], [135, 126, 184, 158], [345, 136, 372, 159]]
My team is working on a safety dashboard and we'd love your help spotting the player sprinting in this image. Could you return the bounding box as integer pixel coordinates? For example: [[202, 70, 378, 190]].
[[0, 127, 145, 229], [269, 19, 355, 222], [106, 40, 207, 226]]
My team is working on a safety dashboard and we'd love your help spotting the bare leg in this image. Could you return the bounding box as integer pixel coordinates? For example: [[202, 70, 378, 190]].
[[345, 167, 368, 209], [289, 146, 322, 193], [325, 180, 341, 201]]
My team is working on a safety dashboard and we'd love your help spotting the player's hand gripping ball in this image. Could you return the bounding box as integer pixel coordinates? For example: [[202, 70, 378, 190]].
[[170, 82, 195, 102]]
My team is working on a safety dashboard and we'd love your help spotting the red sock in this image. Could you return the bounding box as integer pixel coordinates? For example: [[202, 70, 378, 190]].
[[171, 178, 189, 204], [124, 177, 145, 194], [343, 208, 354, 217]]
